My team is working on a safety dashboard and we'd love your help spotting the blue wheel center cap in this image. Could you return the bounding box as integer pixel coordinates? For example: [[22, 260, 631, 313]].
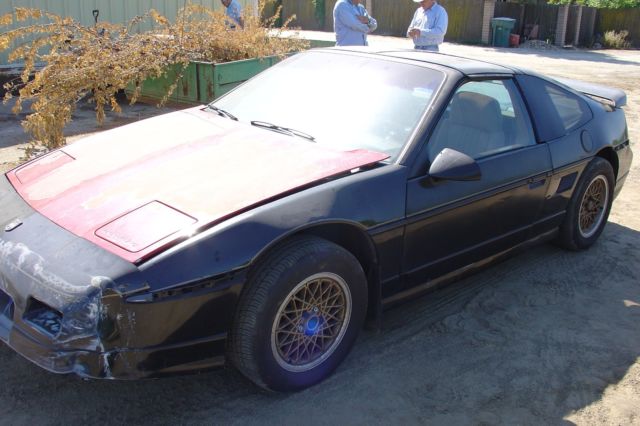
[[303, 313, 322, 336]]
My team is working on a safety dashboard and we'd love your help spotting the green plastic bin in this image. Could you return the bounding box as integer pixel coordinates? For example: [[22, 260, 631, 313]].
[[491, 17, 516, 48]]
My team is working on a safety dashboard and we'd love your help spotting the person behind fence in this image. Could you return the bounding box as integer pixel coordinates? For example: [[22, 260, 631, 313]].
[[333, 0, 377, 46], [407, 0, 448, 52], [221, 0, 244, 29]]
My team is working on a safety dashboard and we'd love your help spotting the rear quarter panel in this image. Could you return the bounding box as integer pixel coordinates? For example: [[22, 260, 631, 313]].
[[534, 97, 630, 234]]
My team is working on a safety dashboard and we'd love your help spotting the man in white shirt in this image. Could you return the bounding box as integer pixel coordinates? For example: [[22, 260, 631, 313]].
[[407, 0, 448, 51]]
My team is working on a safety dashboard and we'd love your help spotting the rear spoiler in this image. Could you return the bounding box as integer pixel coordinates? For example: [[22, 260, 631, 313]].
[[554, 77, 627, 108]]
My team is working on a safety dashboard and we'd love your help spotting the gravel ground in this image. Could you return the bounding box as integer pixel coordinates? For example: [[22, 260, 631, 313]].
[[0, 35, 639, 425]]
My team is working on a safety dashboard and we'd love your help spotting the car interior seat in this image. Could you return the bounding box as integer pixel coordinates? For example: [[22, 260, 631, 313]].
[[429, 91, 506, 160]]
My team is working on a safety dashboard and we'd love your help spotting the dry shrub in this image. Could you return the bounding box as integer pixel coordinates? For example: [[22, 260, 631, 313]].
[[602, 30, 631, 49], [0, 2, 308, 157]]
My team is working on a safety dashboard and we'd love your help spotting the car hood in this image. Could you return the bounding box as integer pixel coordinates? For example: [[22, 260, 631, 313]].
[[6, 107, 388, 263]]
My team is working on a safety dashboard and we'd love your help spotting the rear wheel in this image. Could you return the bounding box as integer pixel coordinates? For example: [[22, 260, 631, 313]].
[[558, 157, 614, 250], [229, 236, 367, 391]]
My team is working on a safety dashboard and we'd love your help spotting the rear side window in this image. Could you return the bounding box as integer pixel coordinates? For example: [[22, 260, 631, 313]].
[[517, 75, 592, 142]]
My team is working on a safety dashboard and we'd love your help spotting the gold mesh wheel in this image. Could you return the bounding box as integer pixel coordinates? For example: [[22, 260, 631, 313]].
[[578, 175, 609, 239], [271, 272, 352, 372]]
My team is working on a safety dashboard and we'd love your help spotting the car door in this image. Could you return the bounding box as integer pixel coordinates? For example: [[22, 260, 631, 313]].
[[401, 78, 553, 290]]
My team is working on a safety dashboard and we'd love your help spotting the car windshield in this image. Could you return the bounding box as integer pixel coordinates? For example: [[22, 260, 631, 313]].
[[211, 51, 445, 161]]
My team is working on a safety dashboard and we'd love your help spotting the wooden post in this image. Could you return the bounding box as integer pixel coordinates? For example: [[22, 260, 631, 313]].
[[481, 0, 496, 45], [573, 5, 583, 46], [555, 5, 569, 46], [519, 4, 525, 36]]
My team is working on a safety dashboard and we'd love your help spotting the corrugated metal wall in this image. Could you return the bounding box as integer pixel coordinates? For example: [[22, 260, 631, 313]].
[[0, 0, 258, 66]]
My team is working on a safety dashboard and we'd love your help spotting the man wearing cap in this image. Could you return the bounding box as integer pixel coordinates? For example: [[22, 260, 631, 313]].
[[221, 0, 244, 29], [333, 0, 377, 46], [407, 0, 448, 52]]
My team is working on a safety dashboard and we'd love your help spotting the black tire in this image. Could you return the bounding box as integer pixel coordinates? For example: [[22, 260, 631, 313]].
[[558, 157, 615, 250], [228, 235, 367, 392]]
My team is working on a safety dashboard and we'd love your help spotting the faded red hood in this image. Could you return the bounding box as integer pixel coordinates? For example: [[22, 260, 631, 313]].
[[7, 107, 388, 263]]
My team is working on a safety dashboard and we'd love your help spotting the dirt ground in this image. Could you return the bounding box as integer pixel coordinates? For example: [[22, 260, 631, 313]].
[[0, 35, 639, 425]]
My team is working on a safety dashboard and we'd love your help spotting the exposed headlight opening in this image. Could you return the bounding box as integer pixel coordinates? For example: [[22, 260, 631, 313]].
[[23, 297, 63, 337]]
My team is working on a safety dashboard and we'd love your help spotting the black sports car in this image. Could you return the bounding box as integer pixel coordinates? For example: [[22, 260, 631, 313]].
[[0, 48, 632, 391]]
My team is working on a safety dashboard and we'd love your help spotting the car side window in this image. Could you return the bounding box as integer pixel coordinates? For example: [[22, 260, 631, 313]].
[[516, 75, 593, 142], [427, 79, 535, 161], [546, 84, 592, 132]]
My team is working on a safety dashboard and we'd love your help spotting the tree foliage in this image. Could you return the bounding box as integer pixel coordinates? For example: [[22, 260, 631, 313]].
[[0, 2, 308, 156], [546, 0, 640, 8]]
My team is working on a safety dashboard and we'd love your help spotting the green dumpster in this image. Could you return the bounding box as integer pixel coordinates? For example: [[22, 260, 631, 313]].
[[197, 56, 284, 102], [491, 17, 516, 47], [308, 39, 336, 48], [126, 39, 333, 106], [125, 61, 201, 105], [125, 55, 285, 106]]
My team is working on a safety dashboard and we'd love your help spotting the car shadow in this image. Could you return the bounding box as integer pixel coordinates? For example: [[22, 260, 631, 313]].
[[0, 222, 638, 424]]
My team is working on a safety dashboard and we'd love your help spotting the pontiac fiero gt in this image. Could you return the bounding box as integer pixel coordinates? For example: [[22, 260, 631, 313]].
[[0, 48, 632, 391]]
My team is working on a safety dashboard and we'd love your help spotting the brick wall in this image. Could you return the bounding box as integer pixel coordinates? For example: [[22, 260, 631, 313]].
[[481, 0, 496, 44]]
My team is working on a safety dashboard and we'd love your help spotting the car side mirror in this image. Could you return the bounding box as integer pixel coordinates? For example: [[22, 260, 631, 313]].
[[428, 148, 481, 181]]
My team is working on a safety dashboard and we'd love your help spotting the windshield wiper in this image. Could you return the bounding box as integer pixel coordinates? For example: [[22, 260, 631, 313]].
[[204, 105, 238, 121], [250, 121, 316, 142]]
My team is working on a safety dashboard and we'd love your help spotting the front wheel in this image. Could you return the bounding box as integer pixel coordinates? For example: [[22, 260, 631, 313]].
[[558, 157, 615, 250], [228, 236, 367, 391]]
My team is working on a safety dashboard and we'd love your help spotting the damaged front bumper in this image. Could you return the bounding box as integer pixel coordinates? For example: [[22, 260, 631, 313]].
[[1, 310, 228, 379], [0, 278, 229, 379], [0, 175, 239, 379]]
